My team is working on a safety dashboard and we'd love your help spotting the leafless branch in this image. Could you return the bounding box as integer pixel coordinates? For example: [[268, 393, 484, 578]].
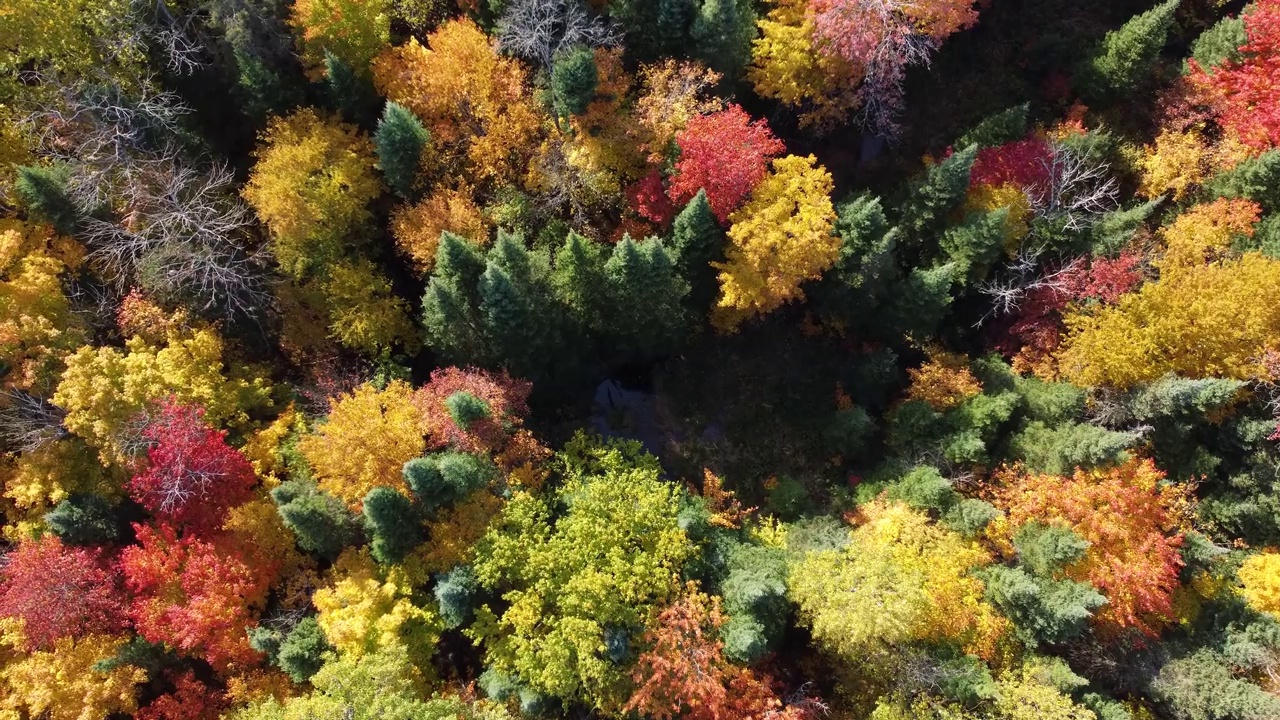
[[496, 0, 621, 70], [974, 250, 1085, 327], [1028, 143, 1120, 232], [0, 391, 68, 453]]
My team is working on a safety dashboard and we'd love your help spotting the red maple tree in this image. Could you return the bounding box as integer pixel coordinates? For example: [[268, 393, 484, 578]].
[[969, 135, 1055, 192], [1192, 0, 1280, 151], [128, 400, 256, 534], [667, 105, 785, 223], [413, 366, 533, 454], [135, 671, 226, 720], [0, 535, 125, 651]]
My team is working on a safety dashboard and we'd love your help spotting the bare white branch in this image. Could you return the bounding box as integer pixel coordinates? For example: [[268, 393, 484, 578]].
[[497, 0, 621, 70]]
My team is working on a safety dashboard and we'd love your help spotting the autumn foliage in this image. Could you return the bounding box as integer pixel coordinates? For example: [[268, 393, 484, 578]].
[[0, 535, 123, 651], [668, 105, 785, 222], [1192, 0, 1280, 151]]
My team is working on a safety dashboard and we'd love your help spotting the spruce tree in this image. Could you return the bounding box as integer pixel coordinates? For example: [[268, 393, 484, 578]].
[[896, 145, 979, 259], [271, 481, 361, 561], [689, 0, 757, 78], [1203, 149, 1280, 212], [552, 231, 608, 332], [479, 261, 547, 378], [1081, 0, 1179, 98], [276, 617, 330, 682], [434, 565, 479, 629], [668, 190, 723, 313], [362, 487, 422, 565], [44, 494, 121, 545], [15, 164, 79, 235], [551, 46, 598, 118], [325, 50, 378, 124], [375, 102, 430, 199], [940, 208, 1008, 285], [604, 236, 688, 358], [955, 104, 1030, 149]]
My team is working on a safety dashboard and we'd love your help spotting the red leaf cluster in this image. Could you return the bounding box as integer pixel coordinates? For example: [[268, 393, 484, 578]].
[[969, 135, 1054, 192], [121, 523, 267, 670], [627, 170, 677, 226], [135, 671, 226, 720], [128, 400, 256, 534], [0, 535, 125, 651], [1192, 0, 1280, 150], [667, 105, 784, 223], [414, 366, 534, 454]]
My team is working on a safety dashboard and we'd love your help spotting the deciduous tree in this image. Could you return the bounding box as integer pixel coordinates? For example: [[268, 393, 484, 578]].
[[667, 104, 785, 222], [0, 535, 124, 651]]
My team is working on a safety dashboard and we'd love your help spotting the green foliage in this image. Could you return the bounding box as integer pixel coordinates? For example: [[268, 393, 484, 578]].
[[1189, 14, 1246, 72], [1089, 199, 1161, 256], [885, 466, 961, 513], [602, 236, 689, 358], [435, 565, 478, 630], [445, 391, 491, 429], [1014, 523, 1090, 576], [44, 494, 120, 545], [403, 452, 491, 510], [1009, 421, 1138, 475], [272, 480, 362, 561], [956, 104, 1030, 149], [669, 190, 724, 313], [1081, 0, 1179, 98], [325, 50, 379, 123], [1203, 149, 1280, 212], [941, 208, 1008, 284], [689, 0, 757, 78], [278, 617, 331, 682], [982, 524, 1104, 647], [363, 486, 423, 564], [943, 499, 1001, 537], [551, 46, 598, 118], [1149, 650, 1280, 720], [375, 102, 430, 199], [716, 540, 789, 663], [898, 145, 979, 254], [14, 164, 78, 235]]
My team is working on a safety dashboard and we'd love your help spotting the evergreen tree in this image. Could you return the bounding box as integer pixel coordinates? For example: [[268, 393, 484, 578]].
[[884, 263, 959, 339], [403, 452, 492, 510], [277, 617, 330, 682], [956, 104, 1030, 149], [1189, 14, 1247, 71], [1089, 199, 1161, 256], [362, 486, 422, 565], [603, 236, 689, 358], [941, 208, 1008, 285], [43, 494, 121, 545], [375, 102, 430, 199], [1203, 149, 1280, 212], [1009, 421, 1140, 475], [423, 232, 489, 365], [325, 50, 378, 124], [479, 262, 545, 377], [434, 565, 479, 629], [668, 190, 724, 314], [689, 0, 756, 78], [15, 164, 78, 235], [552, 231, 608, 332], [272, 481, 362, 561], [551, 45, 598, 118], [445, 391, 491, 429], [896, 145, 979, 260], [1081, 0, 1179, 98]]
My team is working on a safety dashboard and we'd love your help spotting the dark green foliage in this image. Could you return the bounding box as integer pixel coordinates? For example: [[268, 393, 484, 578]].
[[764, 476, 813, 521], [1015, 376, 1086, 424], [897, 145, 979, 253], [277, 617, 330, 682], [718, 542, 789, 663], [15, 164, 79, 234], [1080, 0, 1179, 99], [375, 102, 430, 199], [44, 494, 121, 545], [1089, 199, 1161, 256], [445, 391, 491, 429], [941, 208, 1008, 284], [603, 236, 689, 357], [435, 565, 479, 629], [363, 486, 422, 564], [955, 104, 1030, 149], [823, 406, 875, 458], [1149, 650, 1280, 720], [1203, 149, 1280, 212], [982, 563, 1105, 647], [271, 480, 361, 561], [479, 667, 551, 715], [1189, 15, 1247, 72], [551, 46, 598, 118], [669, 190, 724, 313], [325, 50, 378, 123], [885, 466, 960, 513], [1082, 693, 1134, 720], [247, 625, 282, 661], [1009, 421, 1138, 475], [403, 452, 492, 509], [1126, 376, 1245, 422], [885, 263, 959, 339], [92, 636, 179, 675], [688, 0, 756, 78], [552, 231, 608, 327]]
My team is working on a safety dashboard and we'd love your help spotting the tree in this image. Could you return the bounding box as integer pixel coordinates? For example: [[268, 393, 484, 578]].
[[320, 258, 420, 355], [311, 552, 441, 663], [748, 0, 860, 131], [712, 154, 838, 332], [0, 633, 146, 720], [669, 190, 725, 312], [414, 366, 534, 456], [471, 436, 697, 711], [127, 400, 257, 534], [688, 0, 758, 78], [551, 45, 599, 118], [0, 219, 87, 392], [53, 329, 274, 465], [993, 459, 1186, 635], [121, 523, 269, 670], [903, 350, 984, 411], [1238, 552, 1280, 620], [1192, 0, 1280, 151], [272, 480, 361, 561], [374, 102, 430, 200], [790, 501, 1004, 662], [667, 104, 785, 222], [624, 588, 811, 720], [603, 235, 689, 356], [44, 493, 121, 545], [1080, 0, 1179, 98], [372, 20, 543, 187], [0, 535, 124, 651], [392, 186, 491, 271], [363, 486, 422, 565], [289, 0, 390, 79], [14, 164, 79, 235], [298, 380, 427, 511], [242, 108, 382, 279]]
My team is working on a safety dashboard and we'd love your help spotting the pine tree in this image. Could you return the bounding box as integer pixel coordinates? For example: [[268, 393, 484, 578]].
[[604, 236, 689, 358], [271, 481, 362, 561], [43, 494, 121, 546], [434, 565, 478, 629], [897, 145, 978, 259], [1190, 14, 1247, 71], [956, 104, 1030, 149], [1089, 199, 1160, 256], [940, 208, 1008, 285], [363, 486, 422, 564], [668, 190, 724, 313], [885, 263, 959, 339], [276, 616, 330, 683], [551, 45, 598, 118], [1203, 149, 1280, 212], [689, 0, 757, 78], [375, 102, 430, 199], [325, 50, 378, 123], [14, 164, 78, 235], [552, 231, 608, 332], [1081, 0, 1179, 98]]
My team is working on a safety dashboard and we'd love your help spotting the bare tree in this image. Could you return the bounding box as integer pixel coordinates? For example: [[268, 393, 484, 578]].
[[974, 249, 1085, 327], [0, 391, 68, 453], [496, 0, 621, 70], [848, 0, 938, 140], [1028, 143, 1121, 232]]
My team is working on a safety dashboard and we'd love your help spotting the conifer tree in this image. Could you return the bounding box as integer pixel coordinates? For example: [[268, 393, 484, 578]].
[[669, 190, 724, 313], [551, 46, 599, 118], [897, 145, 979, 259], [374, 102, 429, 199], [362, 486, 422, 565], [552, 231, 608, 332], [271, 481, 362, 561], [14, 165, 78, 235], [1081, 0, 1179, 98]]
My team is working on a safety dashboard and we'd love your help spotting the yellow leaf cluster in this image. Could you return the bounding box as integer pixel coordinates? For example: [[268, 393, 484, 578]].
[[320, 258, 420, 355], [290, 0, 390, 79], [712, 154, 838, 332], [569, 48, 648, 183], [313, 550, 441, 664], [964, 183, 1032, 252], [372, 20, 543, 187], [391, 185, 491, 274], [1137, 128, 1210, 200], [411, 489, 504, 575], [1, 439, 119, 540], [0, 633, 145, 720], [240, 405, 301, 483], [53, 329, 274, 464], [748, 0, 860, 131], [1158, 198, 1261, 272], [0, 220, 87, 391], [635, 60, 724, 163], [298, 380, 426, 511], [904, 350, 984, 411], [1238, 552, 1280, 620], [991, 666, 1098, 720], [1058, 253, 1280, 388], [790, 502, 1003, 662], [243, 109, 382, 279]]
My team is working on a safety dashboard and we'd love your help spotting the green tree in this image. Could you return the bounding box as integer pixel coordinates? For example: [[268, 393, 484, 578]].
[[1080, 0, 1179, 98], [272, 480, 362, 562], [363, 487, 423, 565], [603, 236, 689, 358], [375, 102, 430, 199], [668, 190, 724, 313], [551, 46, 598, 118], [43, 495, 121, 546], [278, 617, 332, 683], [14, 165, 78, 235], [689, 0, 757, 78]]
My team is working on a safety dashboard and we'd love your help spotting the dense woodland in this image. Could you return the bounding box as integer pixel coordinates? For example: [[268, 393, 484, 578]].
[[2, 0, 1280, 718]]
